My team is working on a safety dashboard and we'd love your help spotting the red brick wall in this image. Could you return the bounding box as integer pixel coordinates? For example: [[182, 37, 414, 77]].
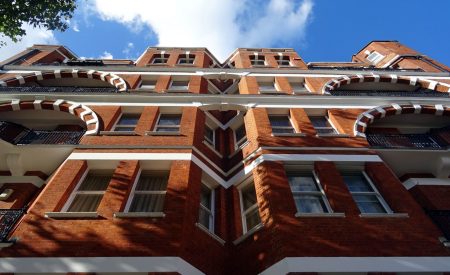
[[0, 183, 39, 209]]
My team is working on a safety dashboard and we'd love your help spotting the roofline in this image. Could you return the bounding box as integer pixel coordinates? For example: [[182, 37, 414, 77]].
[[354, 40, 400, 56]]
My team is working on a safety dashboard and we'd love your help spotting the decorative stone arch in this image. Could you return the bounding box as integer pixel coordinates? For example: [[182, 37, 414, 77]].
[[0, 69, 128, 92], [0, 99, 99, 135], [354, 103, 450, 137], [322, 74, 450, 95]]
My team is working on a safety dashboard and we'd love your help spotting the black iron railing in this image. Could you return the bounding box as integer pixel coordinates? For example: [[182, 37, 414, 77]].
[[0, 208, 25, 243], [367, 133, 447, 149], [329, 89, 448, 97], [0, 121, 84, 145], [426, 210, 450, 240], [0, 86, 118, 93]]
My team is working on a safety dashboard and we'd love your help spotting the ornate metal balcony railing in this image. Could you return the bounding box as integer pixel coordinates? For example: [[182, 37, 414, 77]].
[[329, 89, 448, 97], [0, 121, 85, 145], [0, 208, 25, 243], [426, 210, 450, 240], [0, 86, 118, 93], [367, 133, 447, 149]]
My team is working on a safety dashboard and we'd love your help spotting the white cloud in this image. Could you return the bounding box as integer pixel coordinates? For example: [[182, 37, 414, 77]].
[[122, 42, 135, 58], [73, 22, 80, 32], [99, 51, 113, 59], [0, 24, 57, 62], [86, 0, 313, 61]]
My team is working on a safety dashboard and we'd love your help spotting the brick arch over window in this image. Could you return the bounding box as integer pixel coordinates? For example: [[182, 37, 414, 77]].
[[354, 104, 450, 137], [0, 99, 99, 135], [322, 74, 450, 95], [0, 69, 127, 92]]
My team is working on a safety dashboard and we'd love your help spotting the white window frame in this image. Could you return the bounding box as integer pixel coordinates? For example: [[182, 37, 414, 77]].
[[239, 178, 261, 233], [204, 124, 215, 148], [287, 170, 333, 214], [177, 54, 195, 65], [250, 55, 266, 66], [168, 80, 190, 92], [124, 169, 168, 213], [366, 51, 384, 65], [276, 55, 291, 66], [309, 116, 338, 135], [198, 182, 215, 232], [61, 169, 110, 213], [154, 113, 182, 133], [343, 171, 392, 214], [112, 113, 139, 132], [234, 124, 248, 150], [269, 114, 296, 134], [152, 54, 169, 64]]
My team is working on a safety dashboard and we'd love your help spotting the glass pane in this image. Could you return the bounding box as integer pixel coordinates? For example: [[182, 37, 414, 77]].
[[156, 127, 180, 132], [118, 115, 139, 125], [235, 125, 246, 142], [316, 128, 337, 134], [245, 207, 261, 231], [310, 116, 331, 128], [200, 185, 212, 209], [136, 175, 168, 191], [294, 194, 327, 213], [199, 207, 212, 230], [204, 126, 214, 143], [158, 115, 181, 126], [269, 116, 291, 127], [241, 184, 257, 211], [129, 194, 165, 212], [288, 176, 318, 192], [343, 174, 373, 192], [114, 126, 135, 132], [353, 195, 386, 213], [171, 81, 189, 89], [68, 194, 103, 212], [272, 128, 295, 134], [78, 174, 110, 191]]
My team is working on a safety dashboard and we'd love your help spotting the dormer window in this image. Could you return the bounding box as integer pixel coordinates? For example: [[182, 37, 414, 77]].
[[178, 54, 195, 65], [250, 55, 265, 66], [152, 54, 169, 64], [365, 50, 384, 65], [276, 55, 291, 66]]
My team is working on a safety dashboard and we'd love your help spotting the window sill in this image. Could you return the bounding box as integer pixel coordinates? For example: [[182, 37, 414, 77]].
[[295, 212, 345, 218], [202, 140, 223, 158], [145, 131, 181, 136], [166, 90, 189, 93], [177, 63, 195, 67], [45, 212, 99, 219], [100, 131, 137, 136], [292, 90, 310, 95], [233, 223, 264, 245], [316, 133, 350, 138], [146, 63, 168, 66], [114, 212, 165, 218], [0, 242, 14, 248], [195, 223, 225, 245], [272, 133, 307, 137], [278, 65, 297, 68], [259, 90, 279, 94], [359, 213, 409, 218]]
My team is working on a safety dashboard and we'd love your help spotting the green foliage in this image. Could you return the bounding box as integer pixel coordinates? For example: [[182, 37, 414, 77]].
[[0, 0, 76, 46]]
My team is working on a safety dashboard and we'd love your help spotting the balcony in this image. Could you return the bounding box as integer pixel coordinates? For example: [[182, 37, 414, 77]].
[[0, 121, 85, 145], [0, 208, 25, 243], [329, 89, 448, 97], [367, 133, 447, 150], [0, 86, 118, 93]]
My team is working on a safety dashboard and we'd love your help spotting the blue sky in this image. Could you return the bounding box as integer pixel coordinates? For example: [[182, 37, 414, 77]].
[[2, 0, 450, 65]]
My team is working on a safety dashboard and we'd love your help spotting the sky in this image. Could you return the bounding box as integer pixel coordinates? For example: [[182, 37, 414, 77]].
[[1, 0, 450, 65]]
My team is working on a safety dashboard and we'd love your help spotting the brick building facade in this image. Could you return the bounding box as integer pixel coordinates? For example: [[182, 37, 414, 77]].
[[0, 41, 449, 274]]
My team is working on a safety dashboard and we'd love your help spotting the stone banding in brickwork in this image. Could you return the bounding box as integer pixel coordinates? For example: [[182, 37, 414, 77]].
[[354, 104, 450, 137], [322, 74, 450, 94], [0, 99, 99, 135], [0, 69, 127, 92]]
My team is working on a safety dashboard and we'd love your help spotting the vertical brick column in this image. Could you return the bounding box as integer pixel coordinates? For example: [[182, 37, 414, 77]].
[[328, 109, 367, 136], [135, 106, 159, 135], [215, 186, 228, 240], [123, 74, 141, 89], [239, 76, 259, 94], [304, 77, 332, 94], [89, 106, 121, 131], [188, 76, 208, 94], [290, 108, 316, 135], [97, 160, 140, 217], [0, 183, 39, 209], [314, 161, 359, 216], [155, 75, 171, 92], [275, 77, 292, 94], [230, 185, 244, 239]]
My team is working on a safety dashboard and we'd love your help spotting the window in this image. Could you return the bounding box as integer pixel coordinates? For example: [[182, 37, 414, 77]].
[[126, 172, 168, 213], [240, 182, 261, 233], [198, 184, 214, 231], [234, 124, 247, 149], [64, 170, 111, 212], [151, 54, 169, 64], [113, 114, 140, 131], [290, 82, 308, 93], [269, 115, 295, 134], [178, 54, 195, 65], [365, 51, 384, 65], [169, 80, 189, 92], [140, 80, 157, 91], [276, 55, 291, 66], [342, 172, 391, 214], [204, 124, 215, 147], [154, 114, 181, 132], [258, 81, 277, 93], [250, 55, 265, 66], [288, 172, 331, 214], [309, 116, 337, 134]]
